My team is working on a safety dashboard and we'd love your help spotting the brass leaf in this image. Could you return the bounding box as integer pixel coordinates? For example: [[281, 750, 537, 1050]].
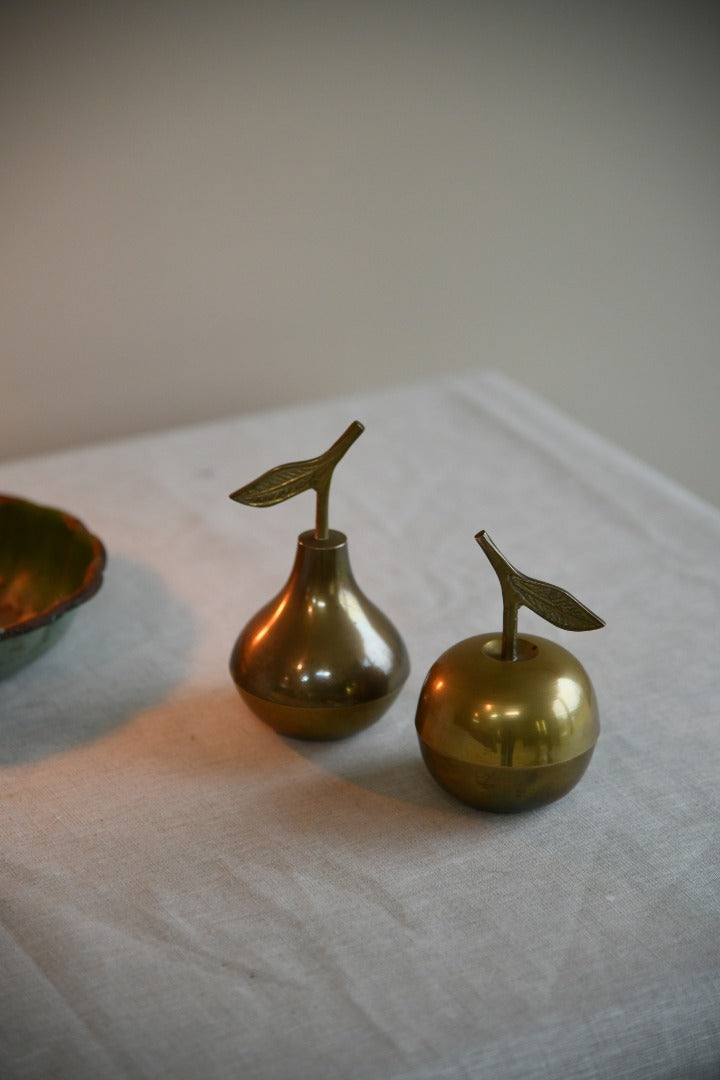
[[228, 421, 364, 534], [509, 572, 605, 632], [229, 458, 325, 507]]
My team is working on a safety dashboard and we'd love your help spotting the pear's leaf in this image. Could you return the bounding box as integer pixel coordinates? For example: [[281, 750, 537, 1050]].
[[509, 572, 604, 632], [230, 420, 364, 512], [229, 457, 324, 507]]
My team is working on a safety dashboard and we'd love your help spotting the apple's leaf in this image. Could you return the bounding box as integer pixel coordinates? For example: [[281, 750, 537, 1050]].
[[509, 572, 605, 632], [229, 457, 324, 507]]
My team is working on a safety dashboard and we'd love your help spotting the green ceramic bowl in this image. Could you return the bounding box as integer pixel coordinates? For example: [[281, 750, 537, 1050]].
[[0, 494, 106, 679]]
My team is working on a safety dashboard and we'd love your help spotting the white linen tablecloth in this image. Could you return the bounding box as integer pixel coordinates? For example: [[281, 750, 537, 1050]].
[[1, 371, 718, 1079]]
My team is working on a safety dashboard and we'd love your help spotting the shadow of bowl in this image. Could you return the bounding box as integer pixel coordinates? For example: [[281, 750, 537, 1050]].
[[0, 552, 197, 766]]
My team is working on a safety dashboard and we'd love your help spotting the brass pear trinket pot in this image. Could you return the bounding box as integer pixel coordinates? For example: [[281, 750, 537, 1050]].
[[416, 531, 604, 812], [229, 421, 410, 739]]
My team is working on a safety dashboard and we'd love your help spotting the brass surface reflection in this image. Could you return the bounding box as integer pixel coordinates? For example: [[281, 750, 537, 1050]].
[[415, 531, 603, 812], [231, 529, 409, 739]]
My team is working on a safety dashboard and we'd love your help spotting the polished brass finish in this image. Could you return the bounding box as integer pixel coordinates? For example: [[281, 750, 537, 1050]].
[[417, 633, 599, 811], [0, 494, 106, 678], [229, 424, 409, 738], [231, 530, 409, 739], [416, 532, 603, 812]]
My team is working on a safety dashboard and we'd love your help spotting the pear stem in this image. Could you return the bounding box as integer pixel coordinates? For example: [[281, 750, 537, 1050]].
[[313, 420, 364, 541], [315, 480, 331, 541]]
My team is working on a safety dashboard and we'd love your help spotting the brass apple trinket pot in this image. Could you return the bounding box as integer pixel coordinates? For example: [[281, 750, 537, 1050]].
[[229, 421, 409, 739], [416, 531, 604, 812]]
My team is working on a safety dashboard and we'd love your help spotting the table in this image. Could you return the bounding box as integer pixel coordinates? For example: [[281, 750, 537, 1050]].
[[1, 371, 718, 1079]]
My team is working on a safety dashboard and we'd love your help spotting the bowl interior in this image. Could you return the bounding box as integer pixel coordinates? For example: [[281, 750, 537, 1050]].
[[0, 496, 105, 634]]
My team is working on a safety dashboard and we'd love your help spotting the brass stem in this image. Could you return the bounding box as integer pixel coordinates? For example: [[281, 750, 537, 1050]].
[[475, 530, 521, 663], [315, 480, 331, 541], [313, 421, 364, 541], [501, 593, 519, 661], [324, 420, 365, 466]]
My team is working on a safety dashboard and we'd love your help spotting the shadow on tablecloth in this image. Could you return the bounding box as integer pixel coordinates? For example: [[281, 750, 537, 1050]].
[[0, 555, 197, 766]]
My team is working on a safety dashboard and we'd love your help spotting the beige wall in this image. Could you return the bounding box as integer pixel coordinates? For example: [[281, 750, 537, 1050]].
[[3, 3, 719, 506]]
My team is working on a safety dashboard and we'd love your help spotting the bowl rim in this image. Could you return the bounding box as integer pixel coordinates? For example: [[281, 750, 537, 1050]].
[[0, 493, 106, 639]]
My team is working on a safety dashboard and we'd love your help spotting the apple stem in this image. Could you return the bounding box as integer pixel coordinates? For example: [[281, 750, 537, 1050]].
[[475, 530, 521, 662], [501, 594, 519, 661]]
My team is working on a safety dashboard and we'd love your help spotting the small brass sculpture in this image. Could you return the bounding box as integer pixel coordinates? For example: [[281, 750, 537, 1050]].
[[229, 422, 409, 739], [415, 531, 604, 812]]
